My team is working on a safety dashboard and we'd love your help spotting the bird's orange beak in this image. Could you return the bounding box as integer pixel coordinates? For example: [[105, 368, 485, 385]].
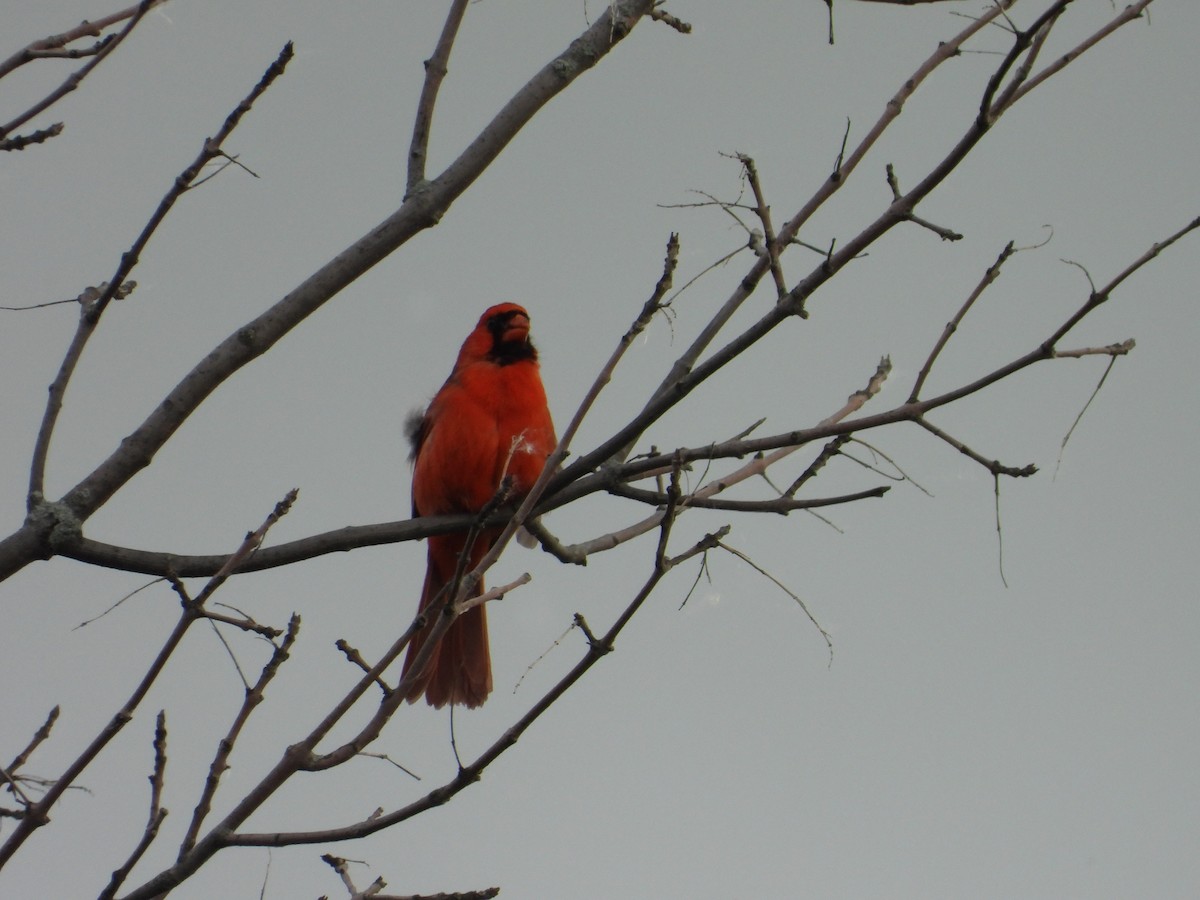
[[501, 312, 530, 344]]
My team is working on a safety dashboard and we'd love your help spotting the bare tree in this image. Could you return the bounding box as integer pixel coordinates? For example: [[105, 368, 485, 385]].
[[1, 1, 1194, 897]]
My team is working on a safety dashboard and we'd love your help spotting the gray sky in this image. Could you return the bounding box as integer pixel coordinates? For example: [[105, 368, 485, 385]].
[[3, 2, 1198, 898]]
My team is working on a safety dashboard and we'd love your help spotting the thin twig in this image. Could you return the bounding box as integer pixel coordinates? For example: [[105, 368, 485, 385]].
[[609, 482, 889, 513], [910, 240, 1016, 402], [0, 0, 163, 138], [735, 153, 788, 299], [885, 163, 963, 241], [1053, 352, 1122, 478], [203, 606, 285, 640], [98, 711, 169, 900], [716, 538, 833, 659], [649, 7, 692, 33], [0, 122, 65, 152], [5, 706, 61, 780], [406, 0, 470, 193], [357, 752, 420, 782], [0, 766, 34, 811], [0, 1, 165, 81], [841, 438, 933, 497], [179, 615, 301, 856], [513, 620, 579, 695], [1004, 0, 1154, 110], [89, 41, 295, 324], [57, 209, 1191, 587], [915, 416, 1037, 478], [336, 640, 393, 694]]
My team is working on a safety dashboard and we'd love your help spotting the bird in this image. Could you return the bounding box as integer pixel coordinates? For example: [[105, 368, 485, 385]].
[[400, 302, 556, 708]]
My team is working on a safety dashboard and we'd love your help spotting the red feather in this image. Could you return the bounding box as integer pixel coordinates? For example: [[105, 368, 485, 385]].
[[401, 303, 556, 708]]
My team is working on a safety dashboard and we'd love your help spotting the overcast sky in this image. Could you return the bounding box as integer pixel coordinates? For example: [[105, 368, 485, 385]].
[[3, 2, 1198, 898]]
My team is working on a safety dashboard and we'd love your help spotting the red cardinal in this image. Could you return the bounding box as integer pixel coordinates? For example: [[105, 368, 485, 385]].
[[401, 303, 556, 708]]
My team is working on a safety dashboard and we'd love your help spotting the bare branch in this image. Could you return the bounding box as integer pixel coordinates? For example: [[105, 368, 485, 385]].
[[180, 615, 301, 857], [784, 435, 851, 497], [356, 752, 420, 782], [1053, 339, 1135, 361], [0, 766, 34, 813], [978, 1, 1069, 125], [1053, 351, 1124, 477], [23, 39, 294, 510], [735, 154, 789, 299], [0, 1, 165, 80], [649, 7, 692, 34], [716, 538, 832, 657], [0, 0, 164, 139], [336, 640, 394, 694], [200, 607, 285, 640], [406, 0, 470, 193], [910, 240, 1016, 402], [521, 517, 586, 566], [1043, 214, 1200, 350], [320, 854, 382, 898], [885, 163, 963, 241], [5, 706, 60, 781], [199, 489, 299, 604], [90, 42, 295, 324], [97, 711, 168, 900], [458, 572, 532, 615], [608, 481, 889, 514], [840, 438, 933, 497], [1004, 0, 1154, 110], [915, 417, 1037, 479], [0, 608, 191, 866], [0, 3, 1189, 895], [0, 122, 64, 152], [571, 216, 1195, 493], [0, 494, 300, 867], [45, 202, 1188, 587]]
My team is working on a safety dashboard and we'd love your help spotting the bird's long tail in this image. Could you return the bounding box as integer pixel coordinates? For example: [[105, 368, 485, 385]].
[[401, 535, 492, 708]]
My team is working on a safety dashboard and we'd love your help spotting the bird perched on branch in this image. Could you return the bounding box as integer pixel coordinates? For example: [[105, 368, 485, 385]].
[[401, 303, 556, 708]]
